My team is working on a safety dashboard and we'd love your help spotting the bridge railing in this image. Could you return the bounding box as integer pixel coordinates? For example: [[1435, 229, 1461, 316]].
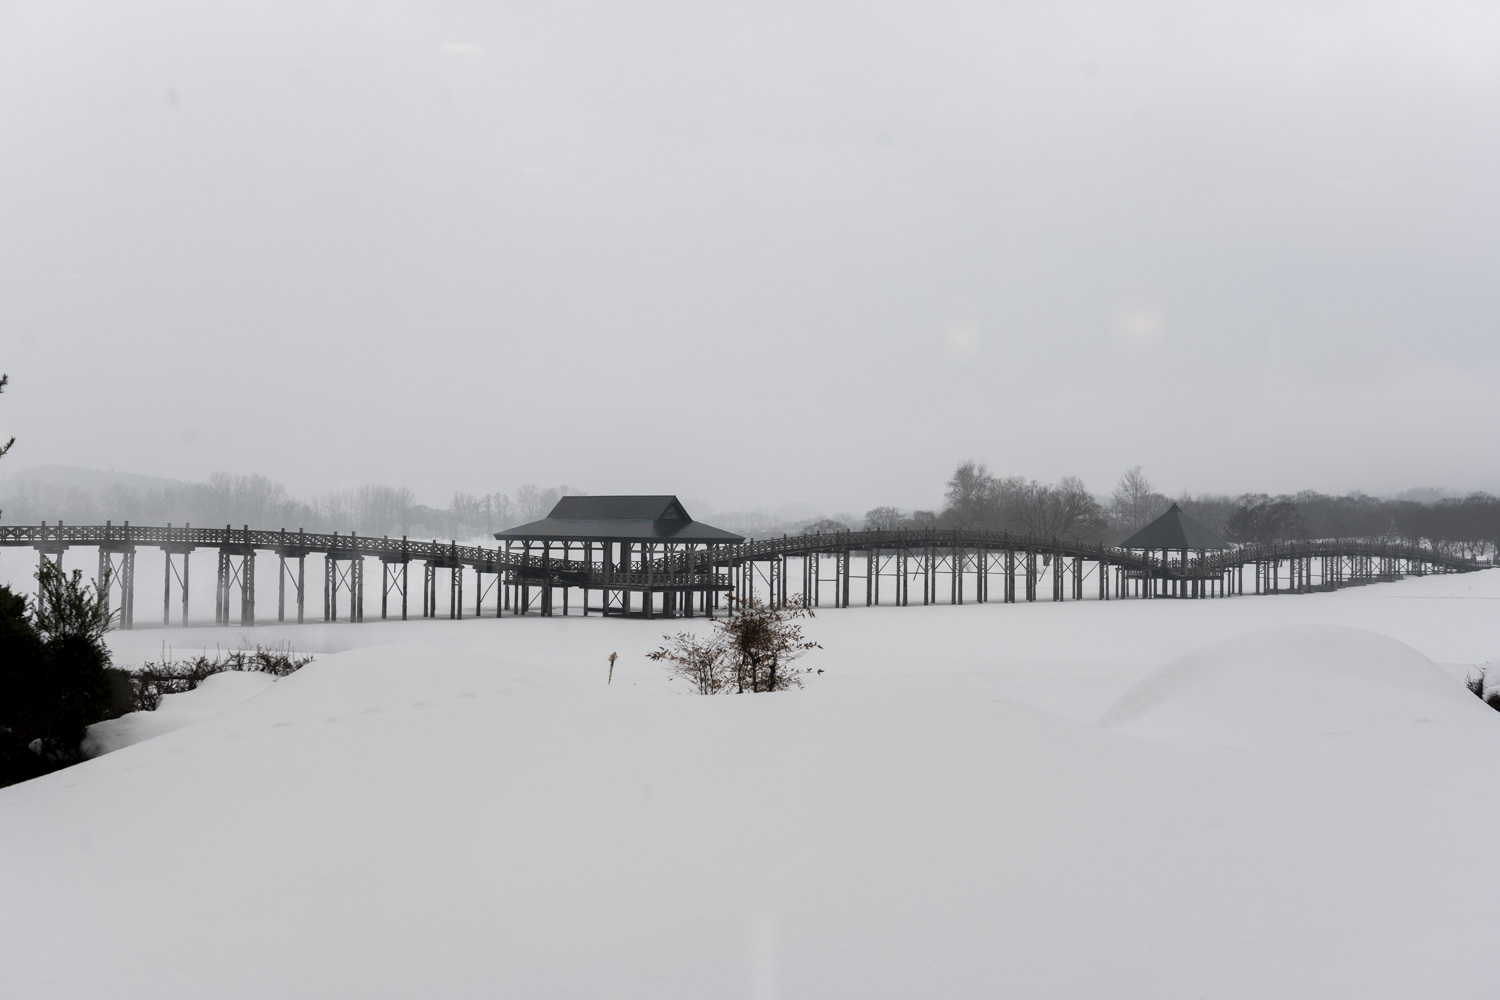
[[651, 529, 1479, 578], [0, 523, 1480, 584]]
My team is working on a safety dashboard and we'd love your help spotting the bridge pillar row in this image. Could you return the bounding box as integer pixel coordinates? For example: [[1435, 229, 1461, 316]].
[[276, 551, 307, 625], [162, 544, 192, 626], [98, 545, 136, 630], [215, 549, 255, 627]]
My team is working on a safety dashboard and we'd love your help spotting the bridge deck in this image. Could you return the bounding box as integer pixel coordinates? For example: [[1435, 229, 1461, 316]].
[[0, 522, 1483, 628], [0, 523, 1479, 583]]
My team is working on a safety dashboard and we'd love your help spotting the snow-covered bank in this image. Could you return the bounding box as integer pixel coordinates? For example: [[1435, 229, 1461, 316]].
[[3, 571, 1499, 998], [82, 671, 279, 756]]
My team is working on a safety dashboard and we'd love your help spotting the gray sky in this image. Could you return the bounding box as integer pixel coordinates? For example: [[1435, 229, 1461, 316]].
[[2, 0, 1497, 513]]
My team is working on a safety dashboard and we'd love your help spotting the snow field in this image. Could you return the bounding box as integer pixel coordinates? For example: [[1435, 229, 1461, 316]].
[[1, 569, 1498, 997]]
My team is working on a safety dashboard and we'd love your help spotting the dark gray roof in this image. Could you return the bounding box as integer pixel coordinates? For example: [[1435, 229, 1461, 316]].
[[494, 495, 746, 544], [1119, 503, 1229, 550], [548, 496, 685, 520]]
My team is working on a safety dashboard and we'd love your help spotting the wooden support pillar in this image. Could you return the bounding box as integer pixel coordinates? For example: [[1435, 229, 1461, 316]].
[[170, 547, 192, 626], [841, 547, 851, 608], [924, 545, 934, 605]]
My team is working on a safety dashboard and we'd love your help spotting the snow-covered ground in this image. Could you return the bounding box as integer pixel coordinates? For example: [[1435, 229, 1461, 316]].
[[3, 570, 1499, 998]]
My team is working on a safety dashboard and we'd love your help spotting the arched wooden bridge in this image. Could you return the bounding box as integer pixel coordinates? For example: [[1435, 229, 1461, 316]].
[[0, 521, 1483, 629]]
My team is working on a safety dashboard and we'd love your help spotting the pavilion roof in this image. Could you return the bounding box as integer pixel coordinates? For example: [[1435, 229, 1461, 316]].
[[1118, 503, 1230, 550], [494, 495, 746, 545]]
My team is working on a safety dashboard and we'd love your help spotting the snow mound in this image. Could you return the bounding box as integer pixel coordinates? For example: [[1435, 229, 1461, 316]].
[[82, 670, 278, 756], [1099, 625, 1484, 748]]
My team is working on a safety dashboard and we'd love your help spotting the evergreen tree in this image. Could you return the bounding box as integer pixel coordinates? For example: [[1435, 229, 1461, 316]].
[[0, 584, 48, 785], [0, 563, 131, 782]]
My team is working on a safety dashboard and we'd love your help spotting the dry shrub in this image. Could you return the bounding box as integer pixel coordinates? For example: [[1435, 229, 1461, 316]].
[[648, 595, 821, 695], [1466, 668, 1500, 713], [131, 641, 313, 711]]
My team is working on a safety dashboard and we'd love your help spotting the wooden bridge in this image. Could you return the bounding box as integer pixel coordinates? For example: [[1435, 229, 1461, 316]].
[[0, 521, 1484, 629]]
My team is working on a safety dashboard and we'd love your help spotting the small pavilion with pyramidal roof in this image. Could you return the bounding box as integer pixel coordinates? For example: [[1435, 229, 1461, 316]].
[[1118, 502, 1230, 598], [494, 495, 745, 618]]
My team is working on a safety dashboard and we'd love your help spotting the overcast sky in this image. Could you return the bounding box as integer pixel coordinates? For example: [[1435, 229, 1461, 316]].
[[1, 0, 1496, 513]]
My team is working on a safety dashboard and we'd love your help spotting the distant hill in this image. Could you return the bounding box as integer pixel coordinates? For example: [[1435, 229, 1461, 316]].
[[0, 464, 196, 495], [1387, 487, 1460, 504]]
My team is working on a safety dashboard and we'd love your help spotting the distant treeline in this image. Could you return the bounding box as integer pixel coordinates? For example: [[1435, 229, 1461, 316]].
[[0, 473, 586, 541], [3, 464, 1496, 557], [1171, 489, 1498, 558], [836, 462, 1499, 558]]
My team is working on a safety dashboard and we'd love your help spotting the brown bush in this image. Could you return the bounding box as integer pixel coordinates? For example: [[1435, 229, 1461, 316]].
[[130, 642, 313, 712]]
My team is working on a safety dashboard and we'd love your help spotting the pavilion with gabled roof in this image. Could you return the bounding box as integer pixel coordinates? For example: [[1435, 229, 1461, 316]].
[[494, 496, 744, 617]]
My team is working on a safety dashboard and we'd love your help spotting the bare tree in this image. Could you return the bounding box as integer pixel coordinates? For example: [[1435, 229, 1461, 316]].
[[449, 491, 488, 536], [488, 491, 516, 531], [1110, 466, 1167, 533], [507, 484, 587, 524], [205, 472, 297, 527], [0, 373, 13, 462], [1052, 476, 1109, 540], [1224, 495, 1305, 543], [864, 506, 906, 531], [316, 484, 416, 534], [316, 488, 356, 528], [989, 475, 1030, 529], [371, 485, 416, 534], [1012, 476, 1107, 541], [944, 460, 996, 526], [1175, 492, 1237, 539], [509, 485, 545, 522], [0, 374, 13, 520]]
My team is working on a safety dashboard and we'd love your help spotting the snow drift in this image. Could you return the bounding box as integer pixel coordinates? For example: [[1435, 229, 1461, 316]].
[[1099, 624, 1491, 748]]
